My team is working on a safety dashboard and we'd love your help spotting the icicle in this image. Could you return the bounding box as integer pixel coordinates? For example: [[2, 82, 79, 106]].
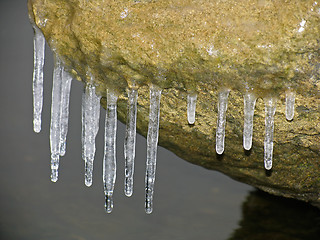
[[264, 97, 277, 170], [32, 25, 45, 133], [187, 93, 197, 124], [285, 91, 295, 121], [124, 88, 138, 197], [243, 92, 257, 150], [145, 86, 162, 214], [50, 57, 63, 182], [216, 89, 230, 155], [103, 91, 118, 213], [59, 69, 72, 156], [82, 78, 101, 187]]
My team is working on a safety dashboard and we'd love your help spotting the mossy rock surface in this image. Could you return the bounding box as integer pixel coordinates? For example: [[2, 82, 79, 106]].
[[29, 0, 320, 206]]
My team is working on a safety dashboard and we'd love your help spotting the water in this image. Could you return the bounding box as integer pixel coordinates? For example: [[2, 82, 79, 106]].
[[0, 1, 319, 240]]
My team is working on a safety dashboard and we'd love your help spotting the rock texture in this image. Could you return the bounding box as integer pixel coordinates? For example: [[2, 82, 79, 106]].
[[28, 0, 320, 206]]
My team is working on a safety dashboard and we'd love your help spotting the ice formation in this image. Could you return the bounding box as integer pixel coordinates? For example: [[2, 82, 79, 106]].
[[124, 89, 138, 197], [216, 90, 230, 154], [32, 25, 45, 133], [59, 69, 72, 157], [264, 97, 277, 170], [285, 91, 295, 121], [243, 92, 257, 150], [82, 79, 101, 187], [32, 48, 298, 211], [145, 87, 162, 214], [49, 57, 73, 182], [187, 93, 197, 124], [103, 91, 118, 213]]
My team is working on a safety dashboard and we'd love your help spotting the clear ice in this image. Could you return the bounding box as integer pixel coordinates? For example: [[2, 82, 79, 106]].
[[103, 91, 118, 213], [50, 57, 63, 182], [145, 86, 162, 214], [264, 97, 277, 170], [59, 69, 72, 157], [49, 56, 73, 182], [82, 80, 101, 187], [32, 25, 45, 133], [216, 90, 230, 155], [124, 89, 138, 197], [285, 91, 295, 121], [243, 93, 257, 150], [187, 93, 197, 124]]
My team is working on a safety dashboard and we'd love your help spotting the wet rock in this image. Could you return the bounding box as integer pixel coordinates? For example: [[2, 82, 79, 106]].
[[28, 0, 320, 206]]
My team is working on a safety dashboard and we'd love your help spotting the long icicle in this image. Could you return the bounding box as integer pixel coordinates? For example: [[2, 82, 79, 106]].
[[216, 89, 230, 155], [285, 91, 295, 121], [82, 79, 101, 187], [103, 91, 118, 213], [124, 88, 138, 197], [264, 97, 277, 170], [32, 25, 45, 133], [50, 56, 63, 182], [243, 92, 257, 150], [59, 68, 72, 157], [145, 86, 162, 214], [187, 93, 197, 124]]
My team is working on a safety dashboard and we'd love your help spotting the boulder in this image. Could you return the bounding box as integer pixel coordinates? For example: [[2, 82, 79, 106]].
[[28, 0, 320, 206]]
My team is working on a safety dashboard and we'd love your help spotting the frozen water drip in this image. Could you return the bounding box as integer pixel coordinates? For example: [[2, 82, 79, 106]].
[[103, 91, 118, 213], [145, 86, 162, 214]]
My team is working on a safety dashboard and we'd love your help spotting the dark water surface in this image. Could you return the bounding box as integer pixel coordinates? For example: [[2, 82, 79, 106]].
[[0, 1, 319, 240]]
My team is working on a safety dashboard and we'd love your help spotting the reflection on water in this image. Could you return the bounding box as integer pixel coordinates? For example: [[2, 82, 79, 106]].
[[0, 1, 319, 240], [230, 190, 320, 240]]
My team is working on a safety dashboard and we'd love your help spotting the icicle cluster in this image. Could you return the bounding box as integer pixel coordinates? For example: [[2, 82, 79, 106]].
[[32, 26, 298, 213], [49, 56, 73, 182]]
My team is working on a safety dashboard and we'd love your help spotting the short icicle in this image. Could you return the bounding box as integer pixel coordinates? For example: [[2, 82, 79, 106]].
[[103, 91, 118, 213], [216, 89, 230, 155], [82, 77, 101, 187], [285, 91, 295, 121], [50, 56, 63, 182], [32, 25, 45, 133], [243, 92, 257, 150], [145, 86, 162, 214], [59, 68, 72, 157], [187, 93, 197, 124], [264, 97, 277, 170], [124, 88, 138, 197]]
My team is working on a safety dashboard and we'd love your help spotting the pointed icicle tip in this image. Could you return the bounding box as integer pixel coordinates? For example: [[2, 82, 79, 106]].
[[105, 194, 114, 214], [216, 89, 230, 155], [50, 154, 59, 182]]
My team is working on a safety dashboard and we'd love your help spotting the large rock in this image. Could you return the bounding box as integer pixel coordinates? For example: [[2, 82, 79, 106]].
[[28, 0, 320, 206]]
